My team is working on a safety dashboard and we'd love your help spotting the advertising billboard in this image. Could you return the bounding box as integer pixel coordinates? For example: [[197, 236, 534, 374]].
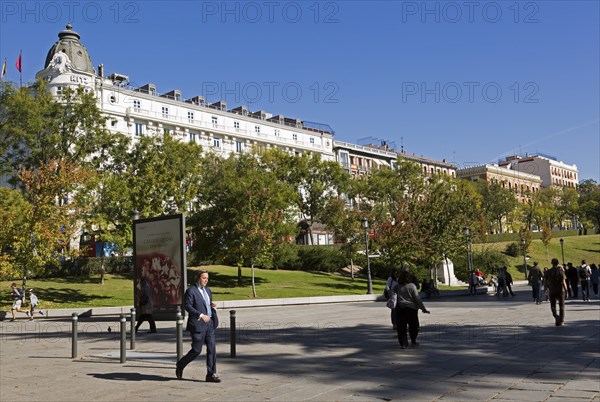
[[133, 214, 187, 319]]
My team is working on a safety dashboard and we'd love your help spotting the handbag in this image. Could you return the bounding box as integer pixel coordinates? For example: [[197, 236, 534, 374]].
[[386, 294, 397, 309]]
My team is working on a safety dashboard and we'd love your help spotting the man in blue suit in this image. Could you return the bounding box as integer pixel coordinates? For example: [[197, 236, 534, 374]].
[[176, 270, 221, 382]]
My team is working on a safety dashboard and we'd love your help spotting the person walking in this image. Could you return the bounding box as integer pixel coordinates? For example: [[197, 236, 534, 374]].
[[505, 270, 515, 296], [135, 278, 157, 333], [544, 258, 568, 326], [468, 271, 477, 296], [578, 260, 592, 302], [590, 264, 599, 298], [392, 271, 430, 349], [496, 269, 506, 297], [176, 270, 220, 382], [9, 283, 28, 321], [26, 289, 43, 320], [527, 262, 544, 304], [566, 262, 579, 299]]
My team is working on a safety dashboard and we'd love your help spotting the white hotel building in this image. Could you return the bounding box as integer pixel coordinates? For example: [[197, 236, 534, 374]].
[[35, 24, 335, 162]]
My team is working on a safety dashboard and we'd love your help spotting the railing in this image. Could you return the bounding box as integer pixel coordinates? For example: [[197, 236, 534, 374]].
[[334, 141, 397, 157], [126, 107, 325, 151]]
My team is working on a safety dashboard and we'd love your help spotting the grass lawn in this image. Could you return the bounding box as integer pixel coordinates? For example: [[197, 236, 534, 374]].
[[475, 234, 600, 278], [2, 234, 597, 310], [0, 267, 389, 310]]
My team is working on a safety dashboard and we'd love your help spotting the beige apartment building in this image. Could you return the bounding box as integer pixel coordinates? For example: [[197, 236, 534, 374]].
[[457, 164, 543, 203]]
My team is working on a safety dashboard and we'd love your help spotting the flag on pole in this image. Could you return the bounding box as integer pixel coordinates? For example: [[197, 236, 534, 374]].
[[0, 58, 6, 81], [16, 52, 22, 73]]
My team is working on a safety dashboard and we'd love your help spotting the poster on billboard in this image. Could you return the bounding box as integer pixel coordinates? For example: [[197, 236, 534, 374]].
[[133, 214, 187, 320]]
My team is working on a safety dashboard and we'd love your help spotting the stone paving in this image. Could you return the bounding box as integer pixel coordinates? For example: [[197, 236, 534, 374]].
[[1, 283, 599, 401]]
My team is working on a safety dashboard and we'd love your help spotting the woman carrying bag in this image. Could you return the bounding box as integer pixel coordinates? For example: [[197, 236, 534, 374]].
[[392, 271, 430, 349]]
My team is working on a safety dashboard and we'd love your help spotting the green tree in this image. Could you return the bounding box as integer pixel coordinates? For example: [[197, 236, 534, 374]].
[[474, 180, 517, 233], [0, 187, 32, 279], [192, 151, 298, 295], [282, 153, 350, 245], [558, 187, 579, 229], [415, 177, 481, 282], [0, 82, 113, 182], [356, 159, 424, 268], [15, 160, 93, 278], [320, 197, 363, 278], [578, 179, 600, 231]]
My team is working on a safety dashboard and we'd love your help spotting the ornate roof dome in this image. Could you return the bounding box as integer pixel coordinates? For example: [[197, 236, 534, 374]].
[[44, 23, 94, 74]]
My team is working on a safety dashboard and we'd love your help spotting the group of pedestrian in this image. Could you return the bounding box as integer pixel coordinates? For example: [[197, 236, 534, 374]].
[[540, 258, 599, 327], [564, 260, 596, 302], [529, 259, 598, 306], [9, 283, 43, 321]]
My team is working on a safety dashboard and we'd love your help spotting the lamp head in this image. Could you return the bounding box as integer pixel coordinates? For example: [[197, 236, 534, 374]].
[[361, 217, 368, 229]]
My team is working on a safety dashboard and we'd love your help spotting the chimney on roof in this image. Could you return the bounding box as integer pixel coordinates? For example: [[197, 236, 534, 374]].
[[137, 84, 157, 96], [185, 96, 205, 105], [231, 106, 249, 115], [161, 89, 182, 101], [211, 101, 227, 110]]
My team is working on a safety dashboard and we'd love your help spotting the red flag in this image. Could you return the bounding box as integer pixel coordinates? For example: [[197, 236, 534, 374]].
[[16, 52, 22, 73]]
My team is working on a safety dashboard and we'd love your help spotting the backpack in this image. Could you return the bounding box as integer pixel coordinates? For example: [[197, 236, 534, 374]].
[[12, 287, 23, 301], [579, 266, 590, 280], [546, 268, 563, 288]]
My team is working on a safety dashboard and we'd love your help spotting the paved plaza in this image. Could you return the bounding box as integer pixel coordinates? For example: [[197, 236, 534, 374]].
[[1, 283, 599, 401]]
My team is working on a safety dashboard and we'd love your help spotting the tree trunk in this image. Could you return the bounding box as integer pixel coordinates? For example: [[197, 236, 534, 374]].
[[350, 257, 354, 280], [251, 263, 257, 298], [100, 240, 105, 285], [237, 262, 242, 286]]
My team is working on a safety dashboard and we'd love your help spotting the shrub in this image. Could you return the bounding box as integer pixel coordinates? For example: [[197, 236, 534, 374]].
[[474, 247, 509, 276], [78, 256, 133, 276], [297, 246, 347, 272], [272, 243, 301, 270], [505, 242, 520, 257]]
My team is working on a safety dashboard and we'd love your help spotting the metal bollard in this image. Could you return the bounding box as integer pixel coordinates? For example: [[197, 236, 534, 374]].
[[230, 310, 236, 358], [120, 314, 127, 363], [130, 307, 136, 350], [176, 306, 183, 362], [71, 313, 78, 359]]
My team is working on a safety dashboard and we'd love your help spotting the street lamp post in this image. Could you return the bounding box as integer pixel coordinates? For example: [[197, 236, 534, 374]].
[[521, 237, 527, 279], [362, 217, 373, 295], [559, 238, 565, 267]]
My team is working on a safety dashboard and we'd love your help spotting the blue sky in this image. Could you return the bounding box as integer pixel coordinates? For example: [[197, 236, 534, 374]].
[[1, 1, 598, 181]]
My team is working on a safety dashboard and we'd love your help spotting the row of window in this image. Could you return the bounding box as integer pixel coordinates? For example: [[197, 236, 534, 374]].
[[501, 180, 539, 194], [551, 167, 577, 181], [422, 165, 454, 177], [132, 100, 310, 144]]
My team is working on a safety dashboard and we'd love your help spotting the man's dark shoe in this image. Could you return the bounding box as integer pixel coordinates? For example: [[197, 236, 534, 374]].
[[175, 365, 183, 380], [205, 374, 221, 383]]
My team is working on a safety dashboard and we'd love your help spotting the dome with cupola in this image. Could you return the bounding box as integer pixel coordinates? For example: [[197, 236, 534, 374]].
[[44, 23, 94, 74]]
